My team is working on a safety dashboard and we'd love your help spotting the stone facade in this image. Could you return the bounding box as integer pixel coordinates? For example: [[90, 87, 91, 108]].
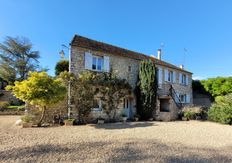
[[70, 35, 193, 121]]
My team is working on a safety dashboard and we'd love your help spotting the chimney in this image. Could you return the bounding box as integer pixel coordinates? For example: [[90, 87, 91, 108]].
[[179, 64, 184, 69], [157, 49, 161, 60]]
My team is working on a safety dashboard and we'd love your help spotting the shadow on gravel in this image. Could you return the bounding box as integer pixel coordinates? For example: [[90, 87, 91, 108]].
[[0, 141, 231, 162], [93, 122, 155, 130]]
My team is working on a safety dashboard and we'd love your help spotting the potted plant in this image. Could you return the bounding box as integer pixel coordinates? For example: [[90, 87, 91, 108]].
[[121, 113, 127, 122], [97, 117, 105, 124], [21, 114, 33, 128], [64, 118, 75, 126], [134, 114, 140, 121], [182, 111, 192, 121]]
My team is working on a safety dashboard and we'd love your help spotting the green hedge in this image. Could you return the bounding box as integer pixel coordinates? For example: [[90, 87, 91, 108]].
[[208, 95, 232, 125]]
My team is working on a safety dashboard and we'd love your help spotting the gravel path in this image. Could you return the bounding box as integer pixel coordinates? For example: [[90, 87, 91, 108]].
[[0, 116, 231, 163]]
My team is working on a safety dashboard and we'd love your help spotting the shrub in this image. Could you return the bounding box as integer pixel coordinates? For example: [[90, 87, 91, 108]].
[[0, 101, 10, 110], [21, 114, 33, 123], [208, 95, 232, 125], [182, 106, 208, 120]]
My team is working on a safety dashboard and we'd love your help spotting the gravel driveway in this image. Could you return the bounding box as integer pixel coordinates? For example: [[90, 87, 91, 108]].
[[0, 116, 231, 163]]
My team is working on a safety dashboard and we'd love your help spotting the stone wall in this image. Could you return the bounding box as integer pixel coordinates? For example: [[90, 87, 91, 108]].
[[70, 46, 193, 121]]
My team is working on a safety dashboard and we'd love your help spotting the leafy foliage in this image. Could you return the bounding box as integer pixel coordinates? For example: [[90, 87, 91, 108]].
[[7, 72, 67, 126], [0, 36, 42, 84], [208, 94, 232, 125], [201, 77, 232, 98], [94, 70, 131, 120], [55, 60, 69, 76], [0, 101, 10, 110], [59, 70, 131, 122], [137, 60, 157, 120]]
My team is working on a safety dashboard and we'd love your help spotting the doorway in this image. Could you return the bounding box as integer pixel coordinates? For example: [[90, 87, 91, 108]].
[[124, 98, 132, 118]]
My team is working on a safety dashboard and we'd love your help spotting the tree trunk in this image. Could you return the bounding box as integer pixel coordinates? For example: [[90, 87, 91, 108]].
[[37, 106, 46, 127]]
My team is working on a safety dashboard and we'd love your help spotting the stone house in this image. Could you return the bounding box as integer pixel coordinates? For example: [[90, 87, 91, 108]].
[[69, 35, 193, 121]]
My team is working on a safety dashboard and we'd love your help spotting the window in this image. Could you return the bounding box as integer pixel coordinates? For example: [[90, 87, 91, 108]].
[[182, 74, 187, 85], [92, 56, 103, 71], [123, 98, 130, 109], [92, 99, 102, 111], [168, 71, 174, 83], [179, 94, 187, 103]]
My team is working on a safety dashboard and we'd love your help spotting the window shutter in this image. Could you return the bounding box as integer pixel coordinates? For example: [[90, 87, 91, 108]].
[[165, 69, 168, 81], [84, 52, 92, 70], [173, 71, 176, 83], [179, 73, 182, 84], [158, 67, 163, 85], [175, 93, 180, 103], [186, 75, 189, 85], [103, 56, 110, 72], [186, 94, 190, 103]]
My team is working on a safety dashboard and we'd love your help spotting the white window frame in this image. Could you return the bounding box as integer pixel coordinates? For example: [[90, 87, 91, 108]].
[[123, 98, 130, 109], [168, 70, 174, 83], [92, 55, 104, 71]]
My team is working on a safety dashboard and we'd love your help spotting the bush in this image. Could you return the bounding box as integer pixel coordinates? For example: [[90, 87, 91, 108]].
[[208, 95, 232, 125], [182, 106, 208, 120], [21, 114, 33, 123], [0, 101, 10, 110]]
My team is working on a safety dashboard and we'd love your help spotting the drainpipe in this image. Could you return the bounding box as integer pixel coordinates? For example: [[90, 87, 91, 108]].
[[68, 46, 71, 118]]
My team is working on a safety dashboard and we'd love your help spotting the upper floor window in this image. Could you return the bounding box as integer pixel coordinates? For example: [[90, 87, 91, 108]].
[[182, 74, 187, 85], [92, 56, 103, 71], [168, 71, 174, 83], [165, 69, 176, 83], [84, 52, 110, 72], [179, 73, 188, 85]]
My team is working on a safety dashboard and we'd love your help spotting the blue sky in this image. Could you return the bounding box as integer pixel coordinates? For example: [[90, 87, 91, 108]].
[[0, 0, 232, 79]]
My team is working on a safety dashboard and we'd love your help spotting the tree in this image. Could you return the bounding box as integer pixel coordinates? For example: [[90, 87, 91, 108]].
[[6, 72, 67, 126], [0, 36, 41, 83], [201, 77, 232, 98], [137, 60, 157, 120], [55, 60, 69, 76]]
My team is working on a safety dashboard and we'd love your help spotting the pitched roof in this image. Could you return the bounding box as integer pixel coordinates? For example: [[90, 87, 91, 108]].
[[70, 34, 192, 74]]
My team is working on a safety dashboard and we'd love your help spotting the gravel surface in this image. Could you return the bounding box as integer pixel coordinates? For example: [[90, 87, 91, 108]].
[[0, 116, 231, 163]]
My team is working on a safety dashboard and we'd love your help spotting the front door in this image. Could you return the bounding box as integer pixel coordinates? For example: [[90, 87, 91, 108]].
[[124, 98, 131, 118]]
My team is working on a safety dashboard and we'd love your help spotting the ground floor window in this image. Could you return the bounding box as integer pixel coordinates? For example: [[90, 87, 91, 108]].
[[92, 99, 102, 112], [179, 94, 187, 103]]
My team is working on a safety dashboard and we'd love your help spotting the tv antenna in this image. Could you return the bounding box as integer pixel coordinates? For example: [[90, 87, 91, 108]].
[[182, 48, 188, 66]]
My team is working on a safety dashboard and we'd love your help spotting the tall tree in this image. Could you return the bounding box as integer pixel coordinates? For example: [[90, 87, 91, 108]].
[[0, 36, 40, 83], [137, 60, 157, 120]]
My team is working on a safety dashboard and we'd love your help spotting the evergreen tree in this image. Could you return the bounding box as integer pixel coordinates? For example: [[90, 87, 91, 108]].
[[137, 60, 157, 120], [0, 36, 41, 84]]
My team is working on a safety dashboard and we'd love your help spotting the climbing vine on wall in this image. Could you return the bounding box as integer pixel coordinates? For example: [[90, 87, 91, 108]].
[[137, 60, 157, 119]]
